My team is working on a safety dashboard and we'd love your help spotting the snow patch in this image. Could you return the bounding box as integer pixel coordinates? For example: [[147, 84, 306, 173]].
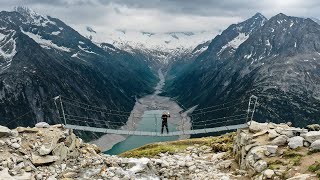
[[79, 41, 85, 44], [51, 31, 61, 35], [290, 21, 294, 27], [218, 33, 248, 54], [22, 30, 71, 52], [266, 39, 271, 46], [0, 32, 17, 71], [78, 45, 96, 54], [294, 42, 297, 48]]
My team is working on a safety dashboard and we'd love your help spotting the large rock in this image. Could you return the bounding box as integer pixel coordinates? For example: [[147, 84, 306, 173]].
[[303, 131, 320, 143], [52, 143, 69, 161], [31, 155, 59, 166], [310, 140, 320, 151], [38, 145, 52, 156], [271, 135, 288, 146], [254, 160, 268, 173], [288, 136, 304, 149], [249, 121, 268, 133], [306, 124, 320, 131], [35, 122, 50, 128], [263, 169, 274, 179], [16, 127, 39, 133], [0, 125, 12, 137], [266, 145, 278, 154], [268, 129, 280, 139]]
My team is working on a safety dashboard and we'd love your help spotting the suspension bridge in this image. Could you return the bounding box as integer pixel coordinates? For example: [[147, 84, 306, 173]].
[[53, 95, 258, 136]]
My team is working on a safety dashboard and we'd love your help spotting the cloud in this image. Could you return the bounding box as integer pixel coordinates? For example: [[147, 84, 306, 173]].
[[1, 0, 320, 34]]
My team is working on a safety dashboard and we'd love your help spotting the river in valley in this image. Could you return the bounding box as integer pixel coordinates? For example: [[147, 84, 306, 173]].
[[90, 69, 192, 153]]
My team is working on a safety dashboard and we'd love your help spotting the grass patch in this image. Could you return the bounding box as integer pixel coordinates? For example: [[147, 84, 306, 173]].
[[268, 159, 285, 170], [308, 161, 320, 178], [283, 148, 303, 166], [308, 161, 320, 172], [119, 133, 235, 158], [307, 149, 320, 155]]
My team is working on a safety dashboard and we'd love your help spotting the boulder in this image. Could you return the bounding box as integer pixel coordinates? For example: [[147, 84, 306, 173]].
[[310, 139, 320, 151], [303, 131, 320, 143], [0, 125, 12, 137], [35, 122, 50, 128], [16, 127, 39, 133], [306, 124, 320, 131], [253, 130, 268, 138], [11, 143, 20, 149], [38, 145, 52, 156], [266, 145, 278, 154], [52, 143, 69, 161], [271, 135, 288, 146], [249, 121, 268, 133], [254, 160, 268, 173], [263, 169, 274, 179], [268, 129, 280, 139], [31, 155, 59, 166], [288, 136, 304, 149]]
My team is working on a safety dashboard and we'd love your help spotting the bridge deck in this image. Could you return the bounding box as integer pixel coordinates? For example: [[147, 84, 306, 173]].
[[65, 123, 248, 136]]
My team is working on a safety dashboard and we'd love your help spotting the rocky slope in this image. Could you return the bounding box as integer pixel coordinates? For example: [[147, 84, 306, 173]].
[[165, 13, 320, 127], [1, 120, 320, 179], [0, 7, 157, 130]]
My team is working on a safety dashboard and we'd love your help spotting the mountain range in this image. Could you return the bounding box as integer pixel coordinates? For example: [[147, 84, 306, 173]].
[[165, 13, 320, 128], [0, 7, 319, 135], [0, 7, 157, 134]]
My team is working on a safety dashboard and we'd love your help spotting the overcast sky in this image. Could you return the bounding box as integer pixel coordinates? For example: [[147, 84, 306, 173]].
[[1, 0, 320, 33]]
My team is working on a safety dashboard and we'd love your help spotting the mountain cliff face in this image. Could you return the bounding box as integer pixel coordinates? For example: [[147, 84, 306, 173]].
[[0, 7, 157, 129], [165, 13, 320, 127]]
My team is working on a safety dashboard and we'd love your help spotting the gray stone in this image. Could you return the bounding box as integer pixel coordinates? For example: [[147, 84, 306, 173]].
[[304, 141, 310, 147], [310, 139, 320, 151], [31, 155, 59, 166], [271, 135, 288, 146], [38, 145, 52, 156], [288, 136, 304, 149], [11, 143, 20, 149], [266, 145, 278, 154], [249, 121, 269, 133], [268, 129, 280, 139], [188, 165, 196, 172], [263, 169, 274, 179], [35, 122, 50, 128], [303, 131, 320, 143], [306, 124, 320, 131], [52, 143, 68, 161], [254, 160, 268, 173], [0, 140, 5, 146], [0, 126, 12, 138]]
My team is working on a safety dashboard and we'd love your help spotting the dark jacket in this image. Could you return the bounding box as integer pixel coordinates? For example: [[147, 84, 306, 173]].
[[161, 114, 170, 123]]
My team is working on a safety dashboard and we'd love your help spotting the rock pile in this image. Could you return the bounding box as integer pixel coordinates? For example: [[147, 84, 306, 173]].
[[0, 123, 106, 179], [233, 121, 320, 179], [0, 123, 240, 180]]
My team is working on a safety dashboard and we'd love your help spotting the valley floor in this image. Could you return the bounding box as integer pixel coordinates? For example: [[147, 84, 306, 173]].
[[91, 69, 192, 152]]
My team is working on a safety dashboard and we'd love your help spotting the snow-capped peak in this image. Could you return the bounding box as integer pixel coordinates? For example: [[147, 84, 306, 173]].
[[78, 26, 215, 51], [14, 6, 56, 27]]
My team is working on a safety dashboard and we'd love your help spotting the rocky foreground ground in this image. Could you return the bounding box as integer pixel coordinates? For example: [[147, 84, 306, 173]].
[[0, 121, 320, 179]]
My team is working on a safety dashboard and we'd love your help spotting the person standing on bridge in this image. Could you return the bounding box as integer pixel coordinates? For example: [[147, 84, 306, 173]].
[[161, 112, 170, 134]]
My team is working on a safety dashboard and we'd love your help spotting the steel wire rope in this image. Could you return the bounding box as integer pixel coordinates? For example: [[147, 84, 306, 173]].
[[60, 96, 132, 114], [190, 101, 247, 116], [64, 114, 126, 125], [192, 98, 246, 112], [61, 100, 131, 117], [192, 117, 247, 127], [191, 113, 247, 125]]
